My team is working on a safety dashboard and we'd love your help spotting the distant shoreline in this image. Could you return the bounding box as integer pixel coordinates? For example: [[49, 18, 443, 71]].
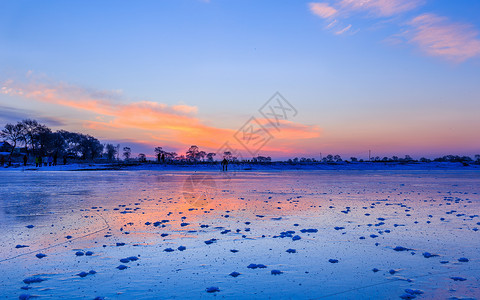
[[2, 161, 480, 172]]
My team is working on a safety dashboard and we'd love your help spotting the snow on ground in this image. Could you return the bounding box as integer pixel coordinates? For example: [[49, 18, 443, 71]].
[[0, 169, 479, 299]]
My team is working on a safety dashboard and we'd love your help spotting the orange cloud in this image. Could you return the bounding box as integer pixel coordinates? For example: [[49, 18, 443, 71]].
[[404, 13, 480, 62], [1, 78, 322, 156]]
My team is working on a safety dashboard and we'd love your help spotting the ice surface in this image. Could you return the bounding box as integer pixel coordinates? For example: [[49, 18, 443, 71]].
[[0, 169, 479, 299]]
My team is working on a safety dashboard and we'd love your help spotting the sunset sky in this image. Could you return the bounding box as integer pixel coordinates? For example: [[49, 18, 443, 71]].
[[1, 0, 480, 160]]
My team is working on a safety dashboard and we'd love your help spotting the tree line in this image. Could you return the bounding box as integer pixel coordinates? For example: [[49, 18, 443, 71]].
[[288, 154, 480, 164], [1, 119, 103, 159]]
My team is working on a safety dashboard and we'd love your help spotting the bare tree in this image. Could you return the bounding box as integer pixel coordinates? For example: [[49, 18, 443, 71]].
[[186, 145, 199, 162], [154, 147, 164, 155], [123, 147, 131, 160], [1, 123, 24, 155], [138, 153, 146, 162], [164, 152, 177, 161], [105, 144, 117, 161], [198, 151, 206, 161], [223, 151, 232, 160], [206, 152, 216, 162], [254, 156, 271, 163], [21, 119, 49, 155], [154, 147, 164, 162], [49, 131, 67, 157]]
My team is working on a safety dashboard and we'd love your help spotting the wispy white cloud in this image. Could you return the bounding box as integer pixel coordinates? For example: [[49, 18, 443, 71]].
[[335, 24, 352, 35], [326, 19, 338, 29]]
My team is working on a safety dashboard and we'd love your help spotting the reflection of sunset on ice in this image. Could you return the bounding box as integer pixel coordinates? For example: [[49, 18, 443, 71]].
[[182, 173, 217, 208], [1, 169, 479, 299]]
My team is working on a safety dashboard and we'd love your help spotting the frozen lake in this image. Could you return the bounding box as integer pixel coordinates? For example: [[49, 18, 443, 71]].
[[1, 169, 479, 299]]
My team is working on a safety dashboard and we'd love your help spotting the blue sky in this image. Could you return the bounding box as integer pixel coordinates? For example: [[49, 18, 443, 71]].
[[1, 0, 480, 159]]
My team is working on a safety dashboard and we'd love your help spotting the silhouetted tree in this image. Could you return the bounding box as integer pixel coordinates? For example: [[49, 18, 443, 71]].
[[62, 133, 103, 159], [86, 136, 104, 159], [206, 152, 216, 162], [198, 151, 206, 161], [434, 155, 472, 163], [20, 119, 49, 155], [154, 147, 165, 161], [154, 147, 164, 155], [105, 144, 117, 161], [186, 145, 199, 162], [223, 151, 232, 160], [36, 127, 53, 155], [1, 123, 24, 155], [254, 156, 271, 163], [123, 147, 131, 160], [44, 131, 68, 158], [164, 152, 177, 161]]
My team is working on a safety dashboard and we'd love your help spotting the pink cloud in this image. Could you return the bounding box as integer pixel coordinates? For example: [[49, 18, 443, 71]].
[[339, 0, 424, 17], [307, 1, 480, 63], [405, 13, 480, 62], [309, 2, 338, 19], [309, 0, 424, 37]]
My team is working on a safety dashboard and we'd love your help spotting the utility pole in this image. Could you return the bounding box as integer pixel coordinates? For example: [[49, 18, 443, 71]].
[[369, 150, 371, 161], [320, 152, 322, 160]]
